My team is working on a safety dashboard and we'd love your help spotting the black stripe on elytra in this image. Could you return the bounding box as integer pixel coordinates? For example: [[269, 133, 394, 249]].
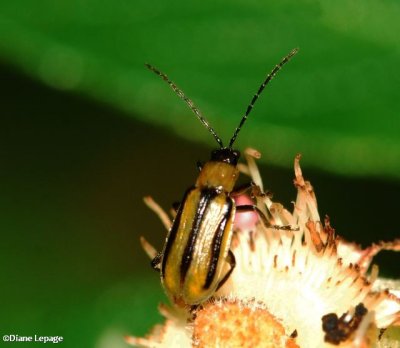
[[180, 188, 219, 283], [161, 186, 195, 276], [204, 198, 233, 289]]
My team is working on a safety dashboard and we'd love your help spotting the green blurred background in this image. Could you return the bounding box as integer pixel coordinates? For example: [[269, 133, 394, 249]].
[[0, 1, 399, 347]]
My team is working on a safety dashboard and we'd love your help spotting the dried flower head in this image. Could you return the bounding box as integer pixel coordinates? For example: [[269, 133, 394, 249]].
[[127, 149, 400, 348]]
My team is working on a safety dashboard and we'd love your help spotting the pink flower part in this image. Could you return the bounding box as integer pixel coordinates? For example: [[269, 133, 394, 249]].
[[234, 194, 259, 231]]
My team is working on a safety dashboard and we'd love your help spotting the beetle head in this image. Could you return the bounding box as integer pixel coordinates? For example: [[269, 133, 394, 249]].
[[211, 148, 240, 166]]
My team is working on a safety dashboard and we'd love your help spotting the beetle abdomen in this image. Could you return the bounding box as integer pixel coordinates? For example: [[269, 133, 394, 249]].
[[161, 187, 234, 305]]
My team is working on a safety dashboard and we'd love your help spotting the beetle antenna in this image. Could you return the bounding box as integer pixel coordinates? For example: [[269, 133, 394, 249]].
[[228, 48, 299, 148], [145, 64, 224, 148]]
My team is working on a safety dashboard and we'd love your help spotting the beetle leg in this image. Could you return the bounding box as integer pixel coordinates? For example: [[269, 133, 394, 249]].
[[171, 201, 180, 213], [231, 181, 269, 199], [216, 250, 236, 291], [151, 251, 163, 271], [236, 204, 299, 231], [197, 161, 204, 171], [231, 181, 256, 196], [168, 201, 181, 219]]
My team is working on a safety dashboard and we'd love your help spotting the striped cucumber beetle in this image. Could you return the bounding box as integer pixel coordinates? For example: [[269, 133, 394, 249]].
[[144, 48, 298, 306]]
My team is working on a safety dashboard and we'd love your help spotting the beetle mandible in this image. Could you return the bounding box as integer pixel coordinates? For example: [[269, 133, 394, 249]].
[[145, 48, 298, 306]]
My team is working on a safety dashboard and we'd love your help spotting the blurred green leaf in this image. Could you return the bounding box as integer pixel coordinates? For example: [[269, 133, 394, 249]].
[[0, 0, 399, 178]]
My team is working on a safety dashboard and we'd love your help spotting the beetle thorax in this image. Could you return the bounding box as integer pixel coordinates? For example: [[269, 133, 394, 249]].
[[196, 161, 239, 193]]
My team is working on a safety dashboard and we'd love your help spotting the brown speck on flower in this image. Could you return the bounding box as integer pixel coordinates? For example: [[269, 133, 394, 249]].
[[322, 303, 368, 345], [291, 250, 296, 267], [249, 231, 256, 252]]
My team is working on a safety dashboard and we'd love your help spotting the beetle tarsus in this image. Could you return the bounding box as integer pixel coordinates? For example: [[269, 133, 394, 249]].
[[231, 182, 267, 199], [151, 252, 163, 271], [236, 204, 299, 231]]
